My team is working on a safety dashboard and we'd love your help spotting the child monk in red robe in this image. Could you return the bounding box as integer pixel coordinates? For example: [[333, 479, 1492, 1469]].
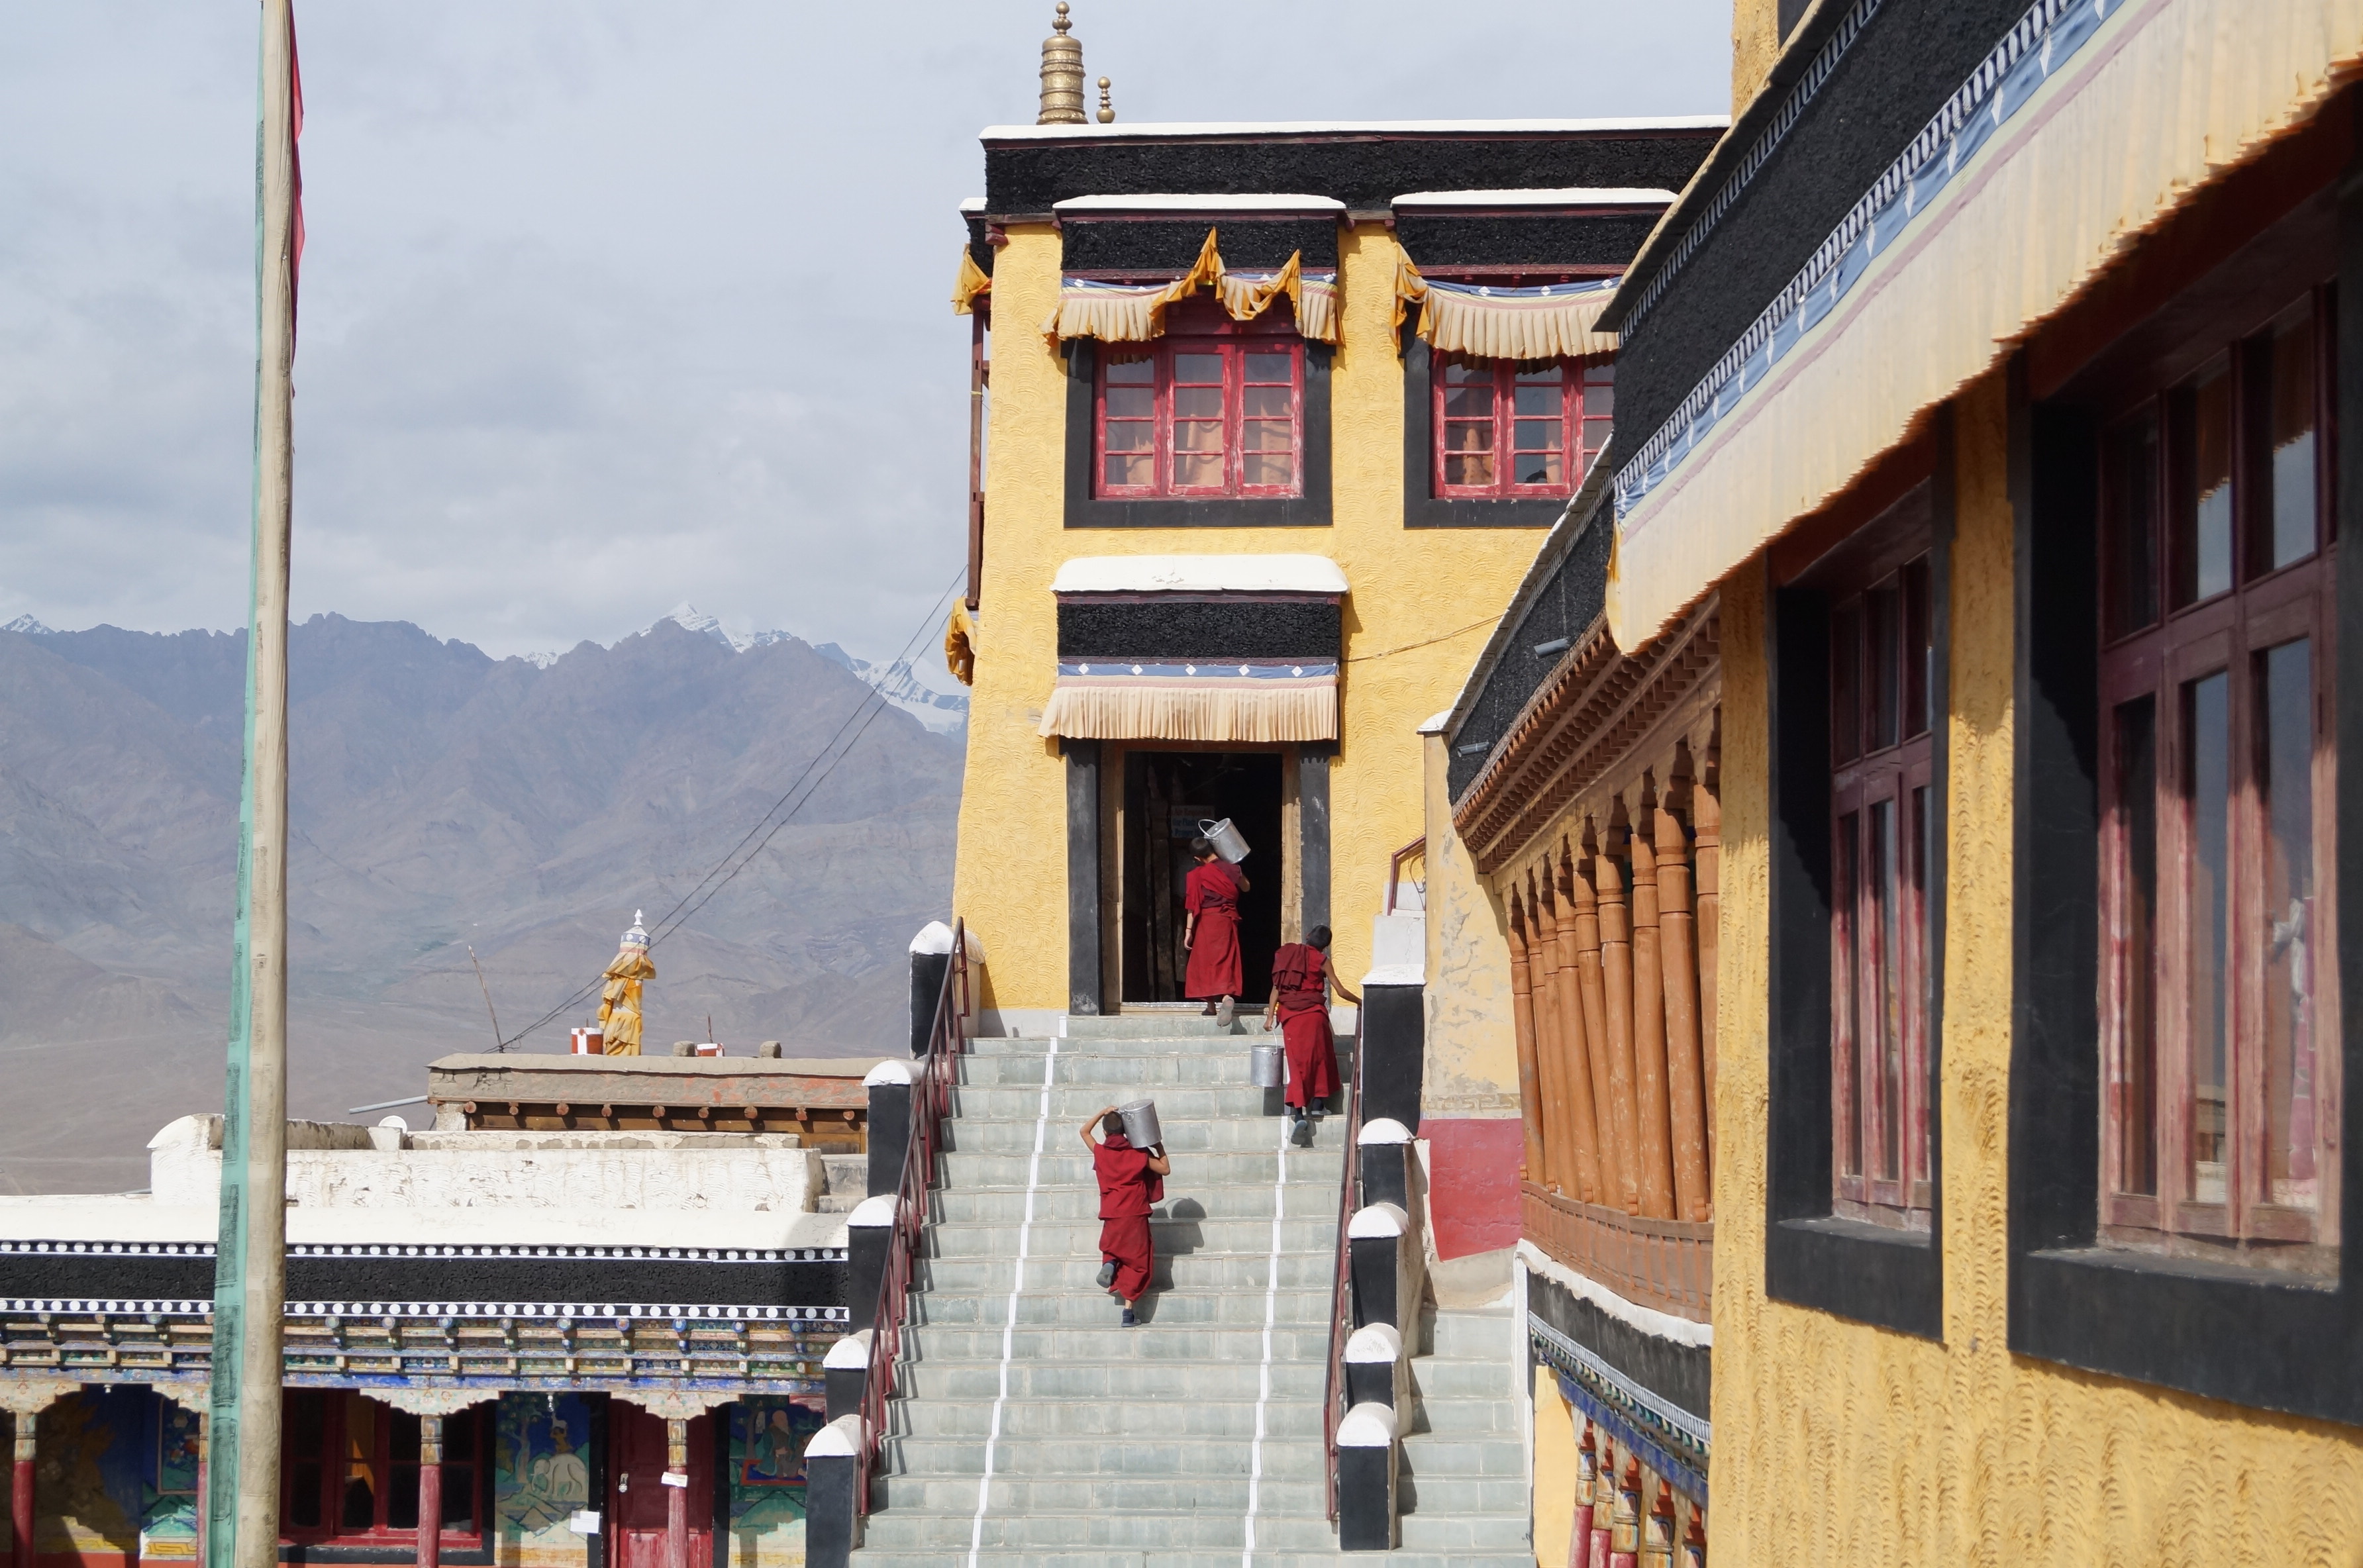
[[1081, 1106, 1170, 1326], [1182, 838, 1250, 1024], [1263, 925, 1360, 1144]]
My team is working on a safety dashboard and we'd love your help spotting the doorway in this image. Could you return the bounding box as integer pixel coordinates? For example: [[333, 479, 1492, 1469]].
[[1122, 751, 1285, 1005], [607, 1406, 713, 1568]]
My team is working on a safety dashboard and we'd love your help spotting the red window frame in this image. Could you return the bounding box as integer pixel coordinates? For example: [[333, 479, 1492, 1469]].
[[281, 1390, 487, 1545], [1092, 305, 1303, 501], [1829, 552, 1936, 1225], [1431, 354, 1613, 499], [2097, 282, 2341, 1271]]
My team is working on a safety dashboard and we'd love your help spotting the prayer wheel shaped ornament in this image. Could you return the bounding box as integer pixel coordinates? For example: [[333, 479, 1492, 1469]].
[[1037, 4, 1087, 125], [597, 910, 655, 1056]]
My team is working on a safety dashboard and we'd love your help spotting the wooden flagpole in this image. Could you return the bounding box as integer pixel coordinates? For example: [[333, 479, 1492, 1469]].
[[207, 2, 297, 1563]]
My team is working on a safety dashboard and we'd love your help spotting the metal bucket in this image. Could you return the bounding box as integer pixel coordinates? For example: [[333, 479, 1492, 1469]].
[[1197, 817, 1250, 863], [1118, 1099, 1163, 1149], [1248, 1042, 1283, 1089]]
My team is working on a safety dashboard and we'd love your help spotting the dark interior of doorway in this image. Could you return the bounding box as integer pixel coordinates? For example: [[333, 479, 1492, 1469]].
[[1123, 751, 1285, 1005]]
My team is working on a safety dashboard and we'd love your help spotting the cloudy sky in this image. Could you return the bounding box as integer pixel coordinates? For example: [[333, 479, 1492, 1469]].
[[0, 2, 1727, 665]]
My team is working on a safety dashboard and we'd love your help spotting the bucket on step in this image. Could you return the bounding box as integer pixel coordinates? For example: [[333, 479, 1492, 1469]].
[[1117, 1099, 1163, 1150], [1248, 1041, 1283, 1089], [1197, 818, 1250, 863]]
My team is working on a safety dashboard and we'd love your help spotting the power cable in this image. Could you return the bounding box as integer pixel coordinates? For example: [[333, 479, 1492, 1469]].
[[493, 567, 967, 1050]]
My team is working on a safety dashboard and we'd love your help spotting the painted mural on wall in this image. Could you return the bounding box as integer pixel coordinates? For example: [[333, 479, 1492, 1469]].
[[727, 1398, 823, 1565], [140, 1400, 201, 1560], [32, 1388, 146, 1565], [495, 1393, 596, 1566]]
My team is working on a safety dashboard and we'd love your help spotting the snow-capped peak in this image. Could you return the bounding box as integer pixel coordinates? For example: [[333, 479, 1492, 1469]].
[[2, 614, 55, 636]]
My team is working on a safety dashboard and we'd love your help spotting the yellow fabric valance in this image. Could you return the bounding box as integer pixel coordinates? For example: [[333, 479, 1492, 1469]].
[[1040, 228, 1340, 346], [1393, 255, 1619, 361], [1037, 673, 1338, 744], [1606, 0, 2363, 648], [952, 249, 991, 316], [943, 601, 978, 687]]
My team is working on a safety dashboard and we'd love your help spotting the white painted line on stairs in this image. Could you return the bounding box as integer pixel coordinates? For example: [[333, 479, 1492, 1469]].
[[966, 1013, 1062, 1567], [1238, 1096, 1290, 1565]]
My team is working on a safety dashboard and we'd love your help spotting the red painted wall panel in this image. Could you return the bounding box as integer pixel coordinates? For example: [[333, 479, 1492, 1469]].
[[1419, 1115, 1525, 1260]]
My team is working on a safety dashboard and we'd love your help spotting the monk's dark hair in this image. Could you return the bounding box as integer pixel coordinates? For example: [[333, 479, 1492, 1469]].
[[1102, 1110, 1125, 1138], [1189, 836, 1216, 859], [1306, 924, 1332, 948]]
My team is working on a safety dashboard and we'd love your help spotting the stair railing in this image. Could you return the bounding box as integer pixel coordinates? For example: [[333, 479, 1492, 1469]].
[[858, 918, 970, 1515], [1321, 1002, 1370, 1522]]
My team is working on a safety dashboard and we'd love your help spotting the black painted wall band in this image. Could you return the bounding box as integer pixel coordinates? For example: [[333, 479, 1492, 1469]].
[[1066, 739, 1104, 1015], [1056, 599, 1340, 661]]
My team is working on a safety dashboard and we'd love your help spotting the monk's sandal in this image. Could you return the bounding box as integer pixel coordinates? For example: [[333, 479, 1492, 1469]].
[[1096, 1259, 1117, 1289]]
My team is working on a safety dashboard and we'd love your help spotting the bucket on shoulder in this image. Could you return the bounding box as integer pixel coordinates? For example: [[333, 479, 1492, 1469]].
[[1197, 817, 1250, 863], [1117, 1099, 1163, 1149]]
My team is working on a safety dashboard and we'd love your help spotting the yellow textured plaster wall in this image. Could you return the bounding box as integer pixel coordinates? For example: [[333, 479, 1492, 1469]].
[[1423, 729, 1520, 1114], [1533, 1365, 1579, 1568], [1708, 369, 2363, 1565], [1731, 0, 1785, 119], [951, 222, 1544, 1009]]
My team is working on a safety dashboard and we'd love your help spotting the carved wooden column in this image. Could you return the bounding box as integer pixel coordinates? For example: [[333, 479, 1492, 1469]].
[[1552, 840, 1605, 1204], [1692, 743, 1723, 1183], [10, 1411, 32, 1568], [1529, 865, 1576, 1195], [1507, 887, 1546, 1187], [1595, 816, 1643, 1216], [1627, 793, 1676, 1219], [1657, 771, 1711, 1221], [417, 1415, 444, 1568], [1578, 824, 1635, 1213]]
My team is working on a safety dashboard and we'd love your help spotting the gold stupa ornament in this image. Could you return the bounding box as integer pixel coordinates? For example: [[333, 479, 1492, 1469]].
[[1038, 3, 1086, 125], [597, 910, 654, 1056]]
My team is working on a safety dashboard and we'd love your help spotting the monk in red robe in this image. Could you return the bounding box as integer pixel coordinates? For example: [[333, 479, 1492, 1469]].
[[1182, 838, 1250, 1023], [1264, 924, 1360, 1144], [1081, 1106, 1170, 1326]]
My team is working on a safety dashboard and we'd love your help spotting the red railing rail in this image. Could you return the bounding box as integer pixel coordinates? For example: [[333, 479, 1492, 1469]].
[[1321, 1004, 1370, 1522], [857, 919, 970, 1514]]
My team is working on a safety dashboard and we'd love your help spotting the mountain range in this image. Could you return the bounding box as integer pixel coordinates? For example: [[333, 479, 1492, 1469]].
[[0, 611, 965, 1193]]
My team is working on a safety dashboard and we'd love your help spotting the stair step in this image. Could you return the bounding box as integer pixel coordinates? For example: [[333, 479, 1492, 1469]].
[[942, 1116, 1339, 1153], [915, 1249, 1338, 1295], [881, 1393, 1327, 1440], [925, 1214, 1335, 1258], [927, 1182, 1330, 1225], [905, 1285, 1331, 1328], [936, 1148, 1342, 1187], [900, 1322, 1334, 1362], [852, 1549, 1528, 1568], [889, 1355, 1327, 1403], [952, 1085, 1336, 1120], [867, 1472, 1325, 1516]]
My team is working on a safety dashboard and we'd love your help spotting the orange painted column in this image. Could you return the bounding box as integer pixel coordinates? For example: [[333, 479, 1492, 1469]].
[[1572, 843, 1625, 1210], [665, 1417, 690, 1568], [10, 1412, 32, 1568], [1609, 1455, 1643, 1568], [1594, 820, 1643, 1216], [1656, 785, 1712, 1222], [1628, 798, 1676, 1218], [1553, 842, 1606, 1204], [1587, 1427, 1616, 1568], [1692, 765, 1722, 1185], [417, 1415, 445, 1568], [1507, 889, 1547, 1188], [1528, 867, 1574, 1195]]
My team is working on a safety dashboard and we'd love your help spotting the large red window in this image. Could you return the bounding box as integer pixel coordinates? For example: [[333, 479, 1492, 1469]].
[[1434, 355, 1612, 499], [2098, 284, 2340, 1273], [1095, 329, 1303, 500], [1829, 552, 1935, 1225], [282, 1391, 484, 1544]]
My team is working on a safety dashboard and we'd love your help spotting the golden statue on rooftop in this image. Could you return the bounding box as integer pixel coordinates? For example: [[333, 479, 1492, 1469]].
[[597, 911, 654, 1055]]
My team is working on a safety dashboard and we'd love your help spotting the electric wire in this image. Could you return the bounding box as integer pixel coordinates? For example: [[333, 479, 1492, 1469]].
[[493, 566, 967, 1050]]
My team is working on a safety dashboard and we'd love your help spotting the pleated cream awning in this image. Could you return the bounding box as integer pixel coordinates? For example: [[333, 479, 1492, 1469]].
[[1393, 258, 1619, 361], [1604, 0, 2363, 648], [1040, 229, 1340, 346]]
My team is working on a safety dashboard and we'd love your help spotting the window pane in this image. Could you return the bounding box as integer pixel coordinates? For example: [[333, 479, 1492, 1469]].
[[2186, 670, 2230, 1205], [2265, 300, 2319, 572], [1866, 585, 1901, 753], [1103, 420, 1153, 452], [1514, 383, 1564, 416], [1443, 420, 1493, 453], [1442, 356, 1488, 384], [1871, 798, 1903, 1183], [287, 1391, 328, 1458], [442, 1465, 476, 1530], [1103, 453, 1153, 487], [1242, 385, 1291, 420], [1105, 385, 1153, 420], [289, 1464, 324, 1530], [1580, 364, 1614, 418], [1444, 452, 1495, 487], [387, 1464, 420, 1531], [1174, 385, 1223, 421], [1103, 354, 1154, 384], [1242, 351, 1292, 383], [2112, 695, 2159, 1196], [1443, 383, 1495, 420], [1902, 558, 1931, 739], [1835, 812, 1862, 1179], [2103, 409, 2161, 636], [2260, 638, 2318, 1209], [342, 1394, 380, 1531], [1912, 783, 1935, 1186], [2173, 362, 2235, 605], [1514, 446, 1564, 486], [1831, 604, 1861, 766], [444, 1413, 477, 1465], [1172, 352, 1223, 385], [1242, 419, 1291, 452], [1242, 452, 1293, 486], [390, 1410, 421, 1463]]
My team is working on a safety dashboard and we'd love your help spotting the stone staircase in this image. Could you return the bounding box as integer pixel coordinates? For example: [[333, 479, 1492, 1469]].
[[851, 1012, 1531, 1567]]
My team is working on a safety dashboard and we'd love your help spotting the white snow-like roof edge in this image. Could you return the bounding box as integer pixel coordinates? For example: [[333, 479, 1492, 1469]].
[[958, 195, 986, 214], [1393, 187, 1678, 209], [1054, 193, 1346, 214], [983, 117, 1729, 142], [1051, 554, 1348, 596]]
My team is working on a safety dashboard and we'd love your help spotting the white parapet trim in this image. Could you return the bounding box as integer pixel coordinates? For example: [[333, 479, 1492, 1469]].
[[1516, 1237, 1713, 1349]]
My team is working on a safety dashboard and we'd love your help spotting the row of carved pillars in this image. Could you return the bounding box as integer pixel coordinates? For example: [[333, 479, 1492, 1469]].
[[1505, 740, 1719, 1222], [0, 1385, 709, 1568]]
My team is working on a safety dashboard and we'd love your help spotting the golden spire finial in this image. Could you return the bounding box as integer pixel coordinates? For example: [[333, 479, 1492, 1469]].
[[1097, 76, 1115, 124], [1038, 2, 1086, 125]]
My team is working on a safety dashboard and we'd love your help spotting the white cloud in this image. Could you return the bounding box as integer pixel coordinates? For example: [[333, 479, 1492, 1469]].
[[0, 1, 1727, 665]]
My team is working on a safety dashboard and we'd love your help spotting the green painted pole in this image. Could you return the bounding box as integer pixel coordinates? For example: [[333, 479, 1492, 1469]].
[[207, 3, 295, 1565]]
